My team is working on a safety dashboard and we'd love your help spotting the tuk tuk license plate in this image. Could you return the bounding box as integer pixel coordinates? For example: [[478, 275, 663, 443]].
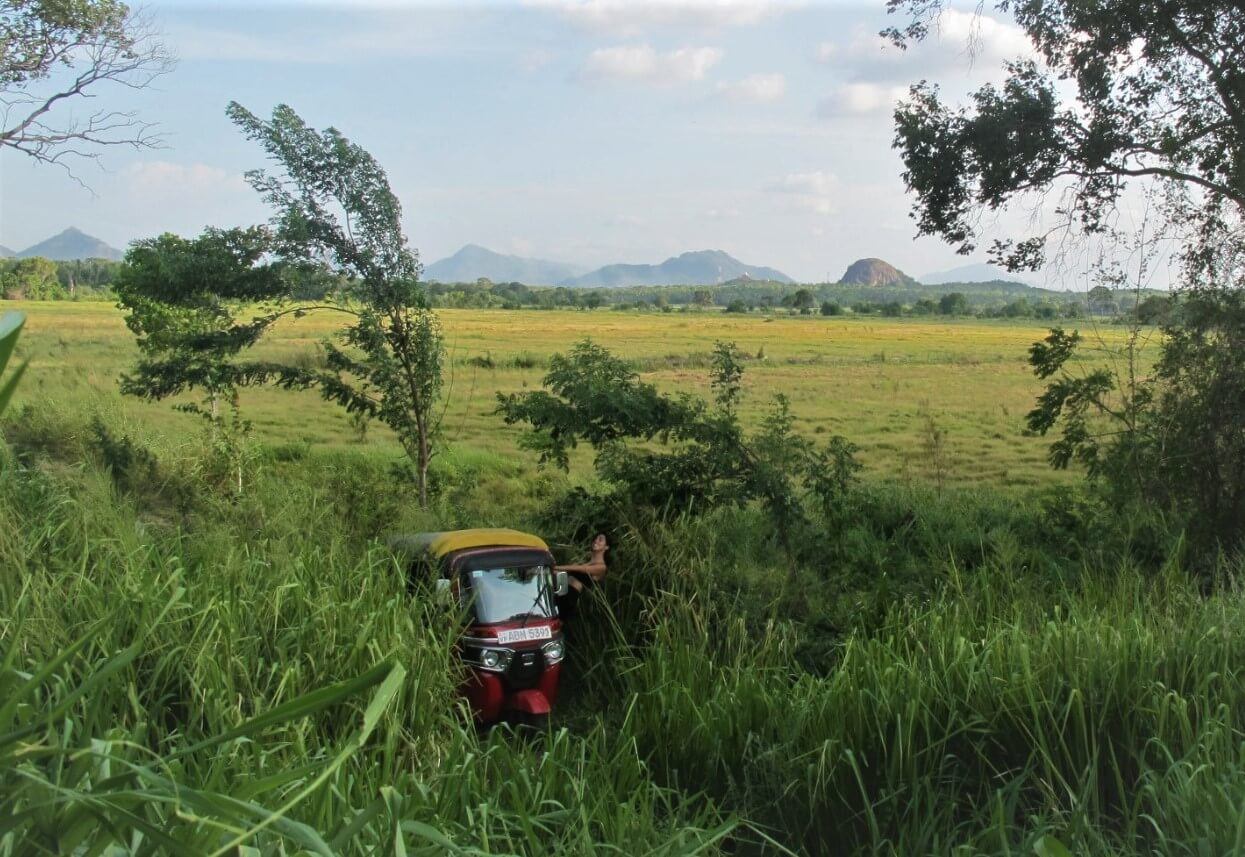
[[496, 626, 553, 645]]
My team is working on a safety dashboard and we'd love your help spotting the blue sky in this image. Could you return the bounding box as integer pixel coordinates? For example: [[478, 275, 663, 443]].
[[0, 0, 1127, 284]]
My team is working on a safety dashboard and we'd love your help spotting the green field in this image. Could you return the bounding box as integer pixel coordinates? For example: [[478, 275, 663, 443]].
[[11, 300, 1135, 489], [9, 300, 1237, 857]]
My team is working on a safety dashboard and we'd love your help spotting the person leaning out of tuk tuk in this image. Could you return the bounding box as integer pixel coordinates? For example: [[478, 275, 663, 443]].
[[554, 533, 609, 621]]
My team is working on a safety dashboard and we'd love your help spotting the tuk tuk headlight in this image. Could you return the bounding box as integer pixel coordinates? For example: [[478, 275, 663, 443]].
[[542, 638, 565, 664], [480, 649, 508, 670]]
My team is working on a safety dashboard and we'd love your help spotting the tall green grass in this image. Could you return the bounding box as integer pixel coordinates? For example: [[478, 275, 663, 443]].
[[596, 523, 1245, 855], [2, 404, 1243, 854]]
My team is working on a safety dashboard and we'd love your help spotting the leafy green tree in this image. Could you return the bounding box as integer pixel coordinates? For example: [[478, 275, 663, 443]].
[[114, 228, 288, 494], [1003, 298, 1033, 319], [791, 289, 816, 312], [724, 299, 749, 314], [1135, 294, 1174, 325], [881, 301, 904, 317], [115, 228, 287, 415], [691, 288, 714, 308], [1, 1, 174, 176], [497, 340, 861, 553], [938, 292, 968, 315], [228, 102, 445, 506], [1028, 289, 1245, 562], [820, 301, 842, 316], [2, 257, 63, 300], [889, 0, 1245, 274]]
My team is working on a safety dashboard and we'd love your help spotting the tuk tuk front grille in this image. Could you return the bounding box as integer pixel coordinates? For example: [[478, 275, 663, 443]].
[[505, 649, 545, 690]]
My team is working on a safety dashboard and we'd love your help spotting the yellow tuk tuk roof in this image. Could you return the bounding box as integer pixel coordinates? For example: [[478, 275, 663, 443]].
[[423, 528, 549, 559]]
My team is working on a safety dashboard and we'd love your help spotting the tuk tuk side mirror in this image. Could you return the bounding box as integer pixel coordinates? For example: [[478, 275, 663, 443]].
[[555, 571, 569, 597], [435, 578, 452, 597]]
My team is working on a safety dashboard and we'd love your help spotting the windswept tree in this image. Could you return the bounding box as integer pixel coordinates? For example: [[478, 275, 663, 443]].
[[228, 103, 445, 506], [1, 0, 175, 177], [115, 105, 446, 505]]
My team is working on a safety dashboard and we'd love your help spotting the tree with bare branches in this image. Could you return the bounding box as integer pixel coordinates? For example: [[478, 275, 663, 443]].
[[1, 0, 175, 178]]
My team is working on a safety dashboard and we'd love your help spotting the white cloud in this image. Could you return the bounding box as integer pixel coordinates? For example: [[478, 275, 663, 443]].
[[933, 8, 1035, 66], [816, 82, 907, 117], [815, 10, 1035, 82], [706, 206, 742, 219], [537, 0, 779, 36], [581, 44, 722, 84], [766, 170, 839, 214], [717, 72, 785, 103], [125, 161, 248, 194]]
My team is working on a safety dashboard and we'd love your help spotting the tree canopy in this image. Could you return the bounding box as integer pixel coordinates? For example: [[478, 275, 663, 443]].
[[889, 0, 1245, 273]]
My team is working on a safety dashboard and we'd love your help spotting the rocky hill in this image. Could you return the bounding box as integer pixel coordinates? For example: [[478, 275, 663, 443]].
[[16, 227, 123, 261], [839, 258, 915, 286]]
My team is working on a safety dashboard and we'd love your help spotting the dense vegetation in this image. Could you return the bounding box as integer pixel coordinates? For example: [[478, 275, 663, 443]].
[[0, 257, 121, 300], [420, 277, 1165, 323], [2, 384, 1242, 854]]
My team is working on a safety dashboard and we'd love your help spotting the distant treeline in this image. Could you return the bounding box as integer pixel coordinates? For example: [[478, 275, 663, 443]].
[[425, 276, 1169, 321], [0, 257, 1172, 323], [0, 257, 121, 300]]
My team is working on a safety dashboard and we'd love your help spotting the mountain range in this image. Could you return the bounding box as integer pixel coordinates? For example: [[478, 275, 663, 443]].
[[0, 230, 1040, 291], [425, 245, 793, 287], [920, 262, 1032, 286], [565, 250, 793, 287], [0, 228, 124, 261], [424, 244, 588, 285]]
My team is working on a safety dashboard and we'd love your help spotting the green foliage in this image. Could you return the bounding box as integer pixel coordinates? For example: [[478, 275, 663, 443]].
[[890, 0, 1245, 272], [115, 228, 289, 407], [690, 288, 714, 307], [0, 257, 122, 301], [938, 291, 968, 315], [790, 288, 816, 311], [1028, 287, 1245, 563], [1135, 293, 1174, 325], [498, 339, 861, 546], [3, 393, 1243, 854], [0, 256, 63, 300], [820, 300, 842, 316], [228, 102, 445, 505]]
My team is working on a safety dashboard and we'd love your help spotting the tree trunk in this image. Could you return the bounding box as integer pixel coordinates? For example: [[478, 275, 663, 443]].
[[417, 424, 430, 507]]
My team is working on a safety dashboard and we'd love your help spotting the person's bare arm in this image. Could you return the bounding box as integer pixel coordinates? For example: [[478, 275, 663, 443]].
[[555, 560, 607, 581]]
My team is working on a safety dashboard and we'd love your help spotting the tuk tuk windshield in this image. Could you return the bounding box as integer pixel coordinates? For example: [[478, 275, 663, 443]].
[[463, 566, 554, 624]]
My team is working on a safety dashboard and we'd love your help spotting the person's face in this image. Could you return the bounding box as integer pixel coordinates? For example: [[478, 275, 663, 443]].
[[592, 534, 608, 552]]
